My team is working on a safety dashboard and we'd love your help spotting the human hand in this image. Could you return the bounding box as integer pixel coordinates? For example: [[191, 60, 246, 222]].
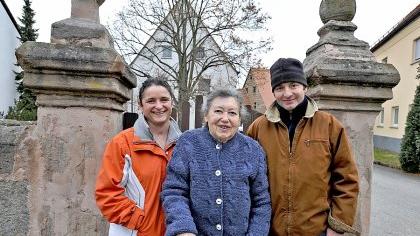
[[326, 228, 344, 236]]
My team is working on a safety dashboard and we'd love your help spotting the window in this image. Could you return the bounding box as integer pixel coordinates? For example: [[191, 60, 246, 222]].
[[197, 78, 211, 93], [162, 46, 172, 59], [253, 86, 256, 93], [382, 57, 388, 64], [377, 108, 384, 126], [254, 102, 257, 109], [245, 87, 248, 93], [196, 47, 205, 59], [391, 106, 399, 127], [415, 38, 420, 61]]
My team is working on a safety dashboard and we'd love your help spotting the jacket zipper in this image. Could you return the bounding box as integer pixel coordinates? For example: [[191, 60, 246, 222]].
[[277, 121, 292, 235], [283, 119, 305, 235]]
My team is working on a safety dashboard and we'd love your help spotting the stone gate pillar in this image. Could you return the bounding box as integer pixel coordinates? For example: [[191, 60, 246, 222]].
[[14, 0, 136, 235], [303, 0, 399, 235]]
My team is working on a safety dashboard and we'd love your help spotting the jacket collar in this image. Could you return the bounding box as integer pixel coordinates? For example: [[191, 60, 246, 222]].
[[133, 114, 182, 144], [277, 97, 308, 125], [265, 96, 318, 123]]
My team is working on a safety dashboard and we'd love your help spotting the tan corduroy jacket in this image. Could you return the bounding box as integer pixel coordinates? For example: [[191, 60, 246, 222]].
[[247, 98, 359, 236]]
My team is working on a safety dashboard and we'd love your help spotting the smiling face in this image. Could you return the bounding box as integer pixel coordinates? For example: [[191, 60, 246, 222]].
[[273, 82, 307, 111], [204, 96, 241, 143], [139, 85, 173, 126]]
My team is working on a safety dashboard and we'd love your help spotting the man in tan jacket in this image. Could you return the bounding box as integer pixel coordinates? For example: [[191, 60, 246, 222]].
[[247, 58, 359, 236]]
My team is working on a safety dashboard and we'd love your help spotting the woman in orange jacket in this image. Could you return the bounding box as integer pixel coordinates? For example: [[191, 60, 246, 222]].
[[95, 78, 181, 236]]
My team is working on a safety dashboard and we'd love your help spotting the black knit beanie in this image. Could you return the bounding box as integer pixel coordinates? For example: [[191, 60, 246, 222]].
[[270, 58, 307, 92]]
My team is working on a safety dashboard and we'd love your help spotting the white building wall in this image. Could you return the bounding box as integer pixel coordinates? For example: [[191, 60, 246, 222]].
[[0, 4, 20, 116], [372, 17, 420, 153]]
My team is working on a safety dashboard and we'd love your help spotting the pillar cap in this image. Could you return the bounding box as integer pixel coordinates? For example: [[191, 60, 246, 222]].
[[320, 0, 356, 24]]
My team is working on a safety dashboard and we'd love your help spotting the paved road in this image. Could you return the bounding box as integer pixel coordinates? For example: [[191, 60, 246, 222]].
[[371, 165, 420, 236]]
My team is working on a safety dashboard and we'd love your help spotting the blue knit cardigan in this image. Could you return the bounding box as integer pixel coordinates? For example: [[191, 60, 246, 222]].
[[162, 127, 271, 236]]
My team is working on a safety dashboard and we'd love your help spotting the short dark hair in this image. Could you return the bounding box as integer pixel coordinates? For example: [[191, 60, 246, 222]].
[[203, 89, 245, 118], [138, 78, 175, 105]]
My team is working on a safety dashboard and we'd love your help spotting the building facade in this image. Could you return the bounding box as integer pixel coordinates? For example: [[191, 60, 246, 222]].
[[128, 7, 238, 131], [0, 0, 21, 117], [241, 68, 275, 132], [372, 4, 420, 153], [242, 68, 274, 114]]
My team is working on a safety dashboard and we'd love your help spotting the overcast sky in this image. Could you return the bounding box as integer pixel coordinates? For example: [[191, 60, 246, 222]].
[[4, 0, 419, 67]]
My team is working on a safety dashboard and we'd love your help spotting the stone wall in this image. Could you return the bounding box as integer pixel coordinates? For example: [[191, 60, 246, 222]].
[[0, 119, 35, 236], [0, 109, 124, 235]]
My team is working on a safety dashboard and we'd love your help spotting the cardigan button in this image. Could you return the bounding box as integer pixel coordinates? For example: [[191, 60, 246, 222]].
[[216, 224, 222, 230], [215, 170, 221, 176], [216, 198, 222, 205], [216, 144, 221, 149]]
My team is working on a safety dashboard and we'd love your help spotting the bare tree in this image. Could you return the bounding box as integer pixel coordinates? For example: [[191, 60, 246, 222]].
[[110, 0, 271, 127]]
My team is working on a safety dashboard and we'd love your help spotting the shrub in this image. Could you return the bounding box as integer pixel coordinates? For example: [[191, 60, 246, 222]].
[[399, 65, 420, 173]]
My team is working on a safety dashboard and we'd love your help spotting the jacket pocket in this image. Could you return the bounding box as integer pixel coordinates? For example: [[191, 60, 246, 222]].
[[302, 139, 331, 161], [298, 139, 331, 197]]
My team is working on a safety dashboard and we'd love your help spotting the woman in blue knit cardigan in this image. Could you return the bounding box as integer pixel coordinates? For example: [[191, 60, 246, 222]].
[[162, 89, 271, 236]]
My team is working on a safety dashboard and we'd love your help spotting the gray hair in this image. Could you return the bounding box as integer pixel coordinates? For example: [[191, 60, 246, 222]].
[[202, 89, 247, 119]]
